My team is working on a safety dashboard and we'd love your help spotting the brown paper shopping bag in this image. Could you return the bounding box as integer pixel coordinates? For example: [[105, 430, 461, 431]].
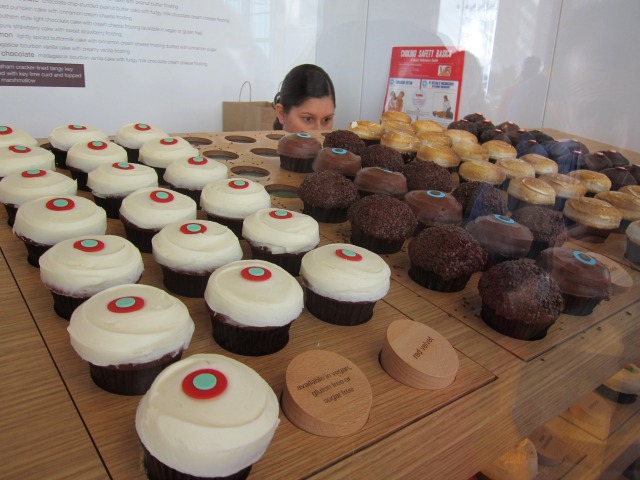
[[222, 81, 275, 131]]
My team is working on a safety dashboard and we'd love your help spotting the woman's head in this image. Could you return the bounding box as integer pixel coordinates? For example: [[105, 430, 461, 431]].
[[273, 64, 336, 132]]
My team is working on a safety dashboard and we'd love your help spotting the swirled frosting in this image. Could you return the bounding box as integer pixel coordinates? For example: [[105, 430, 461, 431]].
[[66, 140, 128, 173], [465, 214, 533, 258], [312, 147, 362, 177], [40, 235, 144, 295], [152, 220, 243, 272], [119, 187, 197, 229], [604, 364, 640, 394], [114, 122, 168, 149], [68, 284, 194, 366], [87, 162, 158, 197], [139, 137, 199, 168], [277, 132, 322, 159], [163, 156, 229, 189], [13, 195, 107, 245], [200, 178, 271, 219], [300, 243, 391, 302], [242, 208, 320, 254], [0, 145, 56, 177], [205, 259, 303, 327], [135, 353, 280, 478], [47, 124, 109, 151], [354, 167, 408, 197], [0, 170, 77, 207], [404, 190, 462, 226], [0, 126, 38, 148]]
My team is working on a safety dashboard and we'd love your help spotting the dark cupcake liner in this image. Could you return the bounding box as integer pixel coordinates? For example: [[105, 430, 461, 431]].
[[408, 263, 471, 293], [279, 154, 314, 173], [350, 224, 405, 254], [596, 384, 637, 405], [208, 308, 291, 356], [361, 138, 381, 147], [480, 303, 553, 340], [17, 235, 51, 267], [121, 146, 141, 164], [507, 195, 554, 213], [120, 216, 159, 253], [93, 195, 125, 220], [625, 239, 640, 265], [552, 196, 571, 212], [67, 167, 90, 192], [165, 184, 202, 209], [562, 292, 603, 316], [205, 213, 244, 238], [304, 287, 376, 326], [526, 240, 553, 260], [565, 222, 614, 244], [89, 351, 183, 395], [50, 291, 90, 320], [160, 265, 211, 298], [51, 146, 68, 169], [302, 203, 349, 223], [400, 151, 417, 164], [3, 203, 17, 227], [247, 244, 305, 277], [147, 166, 167, 185], [142, 445, 252, 480]]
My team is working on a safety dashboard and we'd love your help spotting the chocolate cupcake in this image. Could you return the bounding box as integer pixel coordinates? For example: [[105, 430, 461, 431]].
[[578, 151, 612, 171], [529, 130, 555, 144], [452, 181, 508, 222], [447, 119, 478, 137], [465, 214, 533, 266], [516, 139, 548, 158], [408, 225, 487, 292], [480, 128, 511, 145], [463, 113, 486, 123], [401, 160, 452, 192], [323, 129, 366, 156], [474, 119, 497, 138], [360, 144, 404, 171], [497, 121, 520, 138], [312, 147, 361, 178], [478, 259, 564, 340], [404, 190, 462, 231], [348, 194, 417, 254], [600, 166, 637, 191], [536, 247, 611, 316], [277, 132, 322, 173], [602, 149, 630, 167], [511, 206, 568, 259], [511, 129, 536, 147], [298, 170, 359, 223], [353, 167, 408, 199]]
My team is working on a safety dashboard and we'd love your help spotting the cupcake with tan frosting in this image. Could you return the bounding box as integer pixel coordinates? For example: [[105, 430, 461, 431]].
[[594, 190, 640, 231], [540, 173, 587, 211], [483, 139, 517, 162], [563, 196, 622, 243], [520, 153, 559, 177], [459, 160, 506, 186], [507, 177, 556, 212], [380, 130, 419, 163], [416, 145, 461, 172], [412, 119, 444, 133], [417, 131, 453, 148], [348, 120, 385, 146], [443, 129, 478, 145], [496, 158, 536, 190], [380, 110, 412, 124], [625, 220, 640, 265], [568, 169, 612, 196], [453, 142, 490, 163]]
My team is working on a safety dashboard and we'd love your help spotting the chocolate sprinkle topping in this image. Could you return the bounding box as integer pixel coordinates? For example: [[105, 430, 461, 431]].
[[401, 160, 452, 192], [348, 194, 417, 240], [323, 129, 367, 156], [452, 181, 508, 220], [298, 170, 359, 208], [512, 206, 568, 245], [360, 144, 404, 171]]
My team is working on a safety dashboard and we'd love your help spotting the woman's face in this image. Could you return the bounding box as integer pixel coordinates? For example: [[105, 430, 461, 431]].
[[277, 96, 335, 132]]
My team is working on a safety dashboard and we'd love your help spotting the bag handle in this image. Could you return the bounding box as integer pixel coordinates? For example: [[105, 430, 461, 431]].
[[239, 81, 252, 101]]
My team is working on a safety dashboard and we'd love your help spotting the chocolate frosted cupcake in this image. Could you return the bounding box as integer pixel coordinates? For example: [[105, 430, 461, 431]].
[[404, 190, 462, 231], [452, 181, 508, 222], [447, 119, 478, 137], [579, 151, 612, 171], [348, 120, 385, 146], [625, 220, 640, 265], [600, 167, 637, 191], [602, 149, 630, 167], [536, 247, 611, 316], [465, 214, 533, 266], [277, 132, 322, 173], [478, 260, 564, 340], [348, 194, 417, 254], [511, 206, 568, 259], [323, 129, 366, 156], [480, 128, 511, 145], [360, 144, 404, 171], [463, 113, 486, 123], [401, 160, 452, 192], [408, 225, 487, 292], [312, 147, 361, 178], [353, 167, 408, 199], [298, 170, 359, 223]]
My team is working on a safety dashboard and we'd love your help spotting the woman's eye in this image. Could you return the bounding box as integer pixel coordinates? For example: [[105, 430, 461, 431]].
[[303, 117, 313, 123]]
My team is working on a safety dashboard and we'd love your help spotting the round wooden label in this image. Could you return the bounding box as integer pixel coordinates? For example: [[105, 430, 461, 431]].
[[281, 350, 372, 437], [380, 319, 459, 390], [569, 391, 615, 428], [529, 426, 566, 466]]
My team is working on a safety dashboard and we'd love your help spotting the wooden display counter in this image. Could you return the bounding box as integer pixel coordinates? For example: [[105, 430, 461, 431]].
[[1, 130, 638, 479]]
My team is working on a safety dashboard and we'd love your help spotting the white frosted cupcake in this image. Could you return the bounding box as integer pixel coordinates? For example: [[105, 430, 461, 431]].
[[300, 243, 391, 326], [152, 220, 243, 298], [164, 156, 229, 206], [0, 144, 56, 179], [39, 235, 144, 320], [13, 195, 107, 267], [204, 259, 304, 356], [47, 124, 109, 168], [87, 161, 158, 219], [68, 284, 194, 395], [66, 140, 128, 191], [0, 125, 38, 148], [135, 353, 280, 479], [0, 169, 77, 226], [242, 208, 319, 276], [119, 187, 197, 253], [114, 122, 168, 163], [200, 178, 271, 238], [138, 136, 199, 183]]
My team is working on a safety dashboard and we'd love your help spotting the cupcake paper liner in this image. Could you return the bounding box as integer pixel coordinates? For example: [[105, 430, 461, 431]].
[[93, 195, 125, 220], [279, 154, 314, 173], [304, 287, 376, 326], [50, 146, 68, 169], [565, 223, 613, 244], [142, 446, 252, 480], [596, 384, 637, 405], [205, 213, 244, 238], [248, 245, 305, 277], [408, 263, 471, 293], [17, 235, 51, 268], [3, 203, 17, 227], [161, 265, 211, 298], [121, 146, 140, 164], [350, 225, 405, 255], [67, 167, 90, 192], [50, 291, 90, 320], [625, 239, 640, 265], [166, 184, 202, 209], [301, 203, 349, 224], [480, 303, 553, 341], [121, 216, 158, 253], [561, 292, 603, 317]]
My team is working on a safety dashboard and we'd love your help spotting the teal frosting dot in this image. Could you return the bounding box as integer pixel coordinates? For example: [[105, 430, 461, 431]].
[[72, 124, 84, 129], [296, 133, 312, 138], [26, 169, 41, 175], [341, 249, 357, 258], [426, 190, 445, 198], [193, 373, 217, 391], [91, 141, 104, 147], [248, 267, 265, 277], [573, 250, 596, 266], [53, 199, 69, 208], [14, 146, 27, 151], [494, 215, 514, 224], [163, 137, 174, 142], [233, 180, 247, 186], [0, 126, 8, 133], [192, 156, 205, 163], [117, 162, 129, 168], [156, 191, 170, 199], [138, 124, 149, 129], [186, 223, 202, 233], [115, 297, 136, 309], [274, 210, 288, 217], [80, 239, 99, 248], [331, 148, 347, 155]]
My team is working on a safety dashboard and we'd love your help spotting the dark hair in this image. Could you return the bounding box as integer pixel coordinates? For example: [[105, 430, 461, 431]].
[[273, 64, 335, 130]]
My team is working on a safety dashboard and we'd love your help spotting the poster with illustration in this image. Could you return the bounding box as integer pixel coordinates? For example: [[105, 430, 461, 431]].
[[383, 46, 465, 127]]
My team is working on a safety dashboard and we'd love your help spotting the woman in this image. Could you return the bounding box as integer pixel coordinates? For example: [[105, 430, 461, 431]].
[[273, 64, 335, 132]]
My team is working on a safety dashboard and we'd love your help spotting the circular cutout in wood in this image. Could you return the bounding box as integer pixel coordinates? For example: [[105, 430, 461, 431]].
[[183, 136, 212, 146], [282, 350, 372, 437], [265, 184, 298, 199], [202, 150, 239, 161], [250, 148, 278, 157], [224, 135, 256, 143], [266, 134, 284, 141], [229, 166, 269, 178], [380, 319, 459, 390]]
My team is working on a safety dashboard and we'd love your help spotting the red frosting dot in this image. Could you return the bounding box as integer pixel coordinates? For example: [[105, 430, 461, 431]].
[[73, 239, 105, 252], [180, 223, 207, 234], [88, 141, 108, 150], [150, 190, 174, 203], [107, 296, 145, 313], [188, 156, 208, 165], [241, 266, 272, 281], [9, 145, 31, 154], [21, 169, 46, 178], [229, 179, 249, 189], [269, 210, 293, 219], [134, 123, 151, 131], [46, 197, 75, 211], [160, 137, 178, 145], [0, 126, 13, 135], [335, 248, 363, 262], [68, 125, 87, 131], [182, 369, 228, 399]]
